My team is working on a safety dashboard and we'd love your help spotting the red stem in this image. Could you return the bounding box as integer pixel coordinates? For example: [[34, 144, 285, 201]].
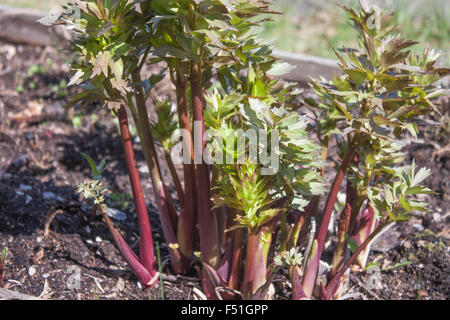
[[242, 227, 271, 299], [228, 227, 244, 290], [301, 145, 356, 297], [190, 63, 220, 268], [131, 71, 188, 273], [116, 105, 156, 274], [175, 73, 196, 261], [102, 209, 157, 286]]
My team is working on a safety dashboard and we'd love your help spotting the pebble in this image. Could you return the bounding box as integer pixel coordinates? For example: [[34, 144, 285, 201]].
[[115, 278, 125, 292], [412, 223, 424, 232], [372, 229, 400, 253], [403, 240, 412, 249], [12, 155, 28, 168], [42, 192, 65, 202], [106, 207, 127, 221], [2, 173, 12, 180], [28, 266, 37, 276], [433, 212, 442, 223], [19, 184, 32, 191], [43, 191, 56, 200], [25, 195, 33, 204], [138, 165, 149, 174], [95, 236, 102, 242]]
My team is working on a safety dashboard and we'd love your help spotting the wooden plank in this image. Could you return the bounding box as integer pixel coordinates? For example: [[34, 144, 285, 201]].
[[0, 6, 51, 46], [0, 288, 43, 300]]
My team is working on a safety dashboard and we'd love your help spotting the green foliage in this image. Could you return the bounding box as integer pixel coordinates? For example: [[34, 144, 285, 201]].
[[306, 1, 449, 224], [274, 247, 303, 267], [81, 152, 107, 179], [151, 97, 179, 151], [367, 162, 432, 221]]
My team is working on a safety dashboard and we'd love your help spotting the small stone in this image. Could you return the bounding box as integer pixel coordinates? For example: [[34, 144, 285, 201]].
[[412, 223, 424, 232], [95, 236, 102, 242], [418, 263, 424, 269], [25, 195, 32, 204], [2, 173, 12, 180], [85, 225, 91, 234], [403, 240, 412, 249], [86, 239, 93, 245], [106, 207, 127, 221], [19, 184, 32, 191], [43, 192, 56, 200], [12, 155, 28, 168], [115, 278, 125, 292], [372, 228, 400, 253], [138, 165, 149, 174], [28, 266, 37, 276], [433, 213, 442, 223], [25, 132, 34, 140]]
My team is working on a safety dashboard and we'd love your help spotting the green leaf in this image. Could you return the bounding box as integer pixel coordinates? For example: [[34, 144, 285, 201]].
[[348, 238, 358, 253], [399, 196, 412, 212]]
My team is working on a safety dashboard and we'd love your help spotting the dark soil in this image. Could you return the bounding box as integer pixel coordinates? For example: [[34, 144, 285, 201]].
[[0, 42, 448, 300]]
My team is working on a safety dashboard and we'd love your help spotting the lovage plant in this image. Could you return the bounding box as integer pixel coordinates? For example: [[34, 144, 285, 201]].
[[300, 1, 449, 299], [52, 0, 448, 299]]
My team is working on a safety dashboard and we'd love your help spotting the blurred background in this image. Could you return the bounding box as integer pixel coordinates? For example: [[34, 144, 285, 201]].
[[1, 0, 448, 63]]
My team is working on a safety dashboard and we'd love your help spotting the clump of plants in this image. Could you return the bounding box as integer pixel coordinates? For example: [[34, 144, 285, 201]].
[[52, 0, 448, 299]]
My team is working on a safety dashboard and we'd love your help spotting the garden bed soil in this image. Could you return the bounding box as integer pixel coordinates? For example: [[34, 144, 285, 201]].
[[0, 42, 448, 300]]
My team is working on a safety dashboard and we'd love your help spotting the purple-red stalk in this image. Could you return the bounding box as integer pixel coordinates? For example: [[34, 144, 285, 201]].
[[330, 203, 352, 275], [350, 204, 378, 269], [228, 228, 244, 290], [175, 72, 196, 262], [190, 63, 220, 269], [131, 71, 188, 273], [301, 145, 356, 297], [116, 105, 156, 274], [242, 227, 271, 299]]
